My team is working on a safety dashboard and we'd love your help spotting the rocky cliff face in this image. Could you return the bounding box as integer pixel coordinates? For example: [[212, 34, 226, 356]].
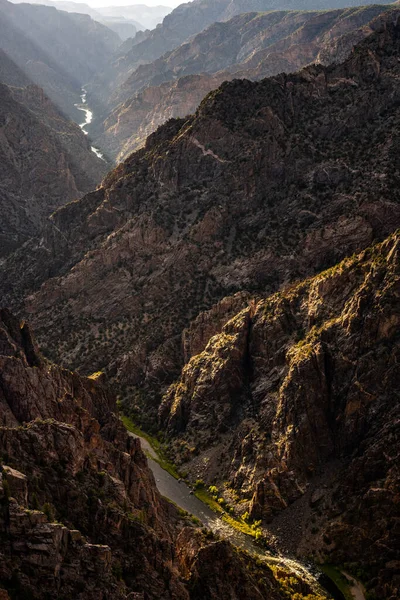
[[160, 230, 400, 599], [0, 52, 108, 256], [3, 16, 399, 424], [0, 309, 323, 600], [98, 5, 395, 161], [0, 3, 398, 598]]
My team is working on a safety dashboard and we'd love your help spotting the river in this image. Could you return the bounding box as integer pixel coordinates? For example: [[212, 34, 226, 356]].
[[129, 431, 351, 600], [74, 88, 105, 161]]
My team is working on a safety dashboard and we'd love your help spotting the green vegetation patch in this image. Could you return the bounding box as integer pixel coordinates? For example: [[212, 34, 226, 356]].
[[195, 486, 262, 539], [121, 414, 181, 479]]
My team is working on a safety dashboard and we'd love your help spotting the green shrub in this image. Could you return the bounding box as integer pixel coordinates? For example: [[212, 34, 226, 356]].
[[42, 502, 55, 522]]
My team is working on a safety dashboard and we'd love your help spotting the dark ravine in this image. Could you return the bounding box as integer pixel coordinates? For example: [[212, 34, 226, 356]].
[[0, 0, 120, 120], [159, 230, 400, 600], [4, 13, 399, 416], [0, 52, 108, 257], [0, 2, 399, 599]]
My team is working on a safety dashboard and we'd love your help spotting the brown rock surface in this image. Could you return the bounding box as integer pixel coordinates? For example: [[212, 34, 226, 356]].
[[0, 309, 319, 599], [160, 231, 400, 599]]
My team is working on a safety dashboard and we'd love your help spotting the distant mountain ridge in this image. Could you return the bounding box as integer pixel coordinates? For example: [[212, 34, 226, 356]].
[[110, 0, 395, 76], [9, 0, 146, 40], [97, 4, 394, 161], [9, 0, 172, 39], [98, 4, 171, 30], [0, 0, 120, 118], [89, 0, 396, 138]]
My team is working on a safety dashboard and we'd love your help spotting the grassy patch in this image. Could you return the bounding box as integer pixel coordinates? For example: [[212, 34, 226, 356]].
[[319, 564, 355, 600], [121, 415, 161, 450], [120, 415, 181, 479], [194, 487, 259, 538]]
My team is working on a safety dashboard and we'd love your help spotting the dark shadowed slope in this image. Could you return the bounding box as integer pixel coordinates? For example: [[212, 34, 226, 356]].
[[0, 51, 108, 256], [160, 230, 400, 600], [0, 309, 325, 600]]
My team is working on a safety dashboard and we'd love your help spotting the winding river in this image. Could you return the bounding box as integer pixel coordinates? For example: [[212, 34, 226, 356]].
[[129, 431, 351, 600], [74, 88, 105, 161]]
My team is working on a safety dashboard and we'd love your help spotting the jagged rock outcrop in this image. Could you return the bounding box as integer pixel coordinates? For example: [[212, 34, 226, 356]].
[[0, 309, 322, 600], [98, 5, 395, 161], [160, 231, 400, 600], [0, 54, 108, 256]]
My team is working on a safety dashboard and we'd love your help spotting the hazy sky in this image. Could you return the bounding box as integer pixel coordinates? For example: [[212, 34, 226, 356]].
[[83, 0, 188, 6]]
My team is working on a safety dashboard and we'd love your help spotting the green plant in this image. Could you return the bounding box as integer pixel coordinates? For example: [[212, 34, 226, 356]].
[[42, 502, 56, 522], [208, 485, 219, 497], [255, 530, 263, 542]]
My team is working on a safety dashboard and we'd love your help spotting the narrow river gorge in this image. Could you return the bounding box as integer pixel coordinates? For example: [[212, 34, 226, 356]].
[[74, 88, 105, 161], [128, 429, 356, 600], [68, 88, 365, 600]]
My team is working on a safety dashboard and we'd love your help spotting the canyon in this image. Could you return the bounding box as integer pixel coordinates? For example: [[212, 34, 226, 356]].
[[3, 12, 398, 415], [0, 0, 399, 598], [161, 230, 400, 599], [0, 308, 329, 599]]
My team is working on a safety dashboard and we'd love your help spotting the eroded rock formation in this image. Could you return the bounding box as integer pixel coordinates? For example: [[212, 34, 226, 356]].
[[3, 16, 399, 426]]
